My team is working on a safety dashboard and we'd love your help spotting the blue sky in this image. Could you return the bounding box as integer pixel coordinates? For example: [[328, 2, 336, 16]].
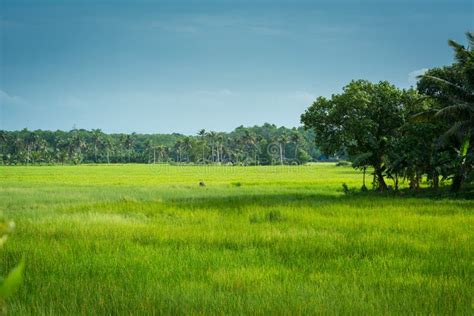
[[1, 0, 472, 134]]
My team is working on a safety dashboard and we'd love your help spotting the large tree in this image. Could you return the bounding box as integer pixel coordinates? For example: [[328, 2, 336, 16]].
[[301, 80, 407, 190]]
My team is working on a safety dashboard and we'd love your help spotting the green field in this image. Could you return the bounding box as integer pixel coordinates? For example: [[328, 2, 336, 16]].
[[0, 164, 472, 314]]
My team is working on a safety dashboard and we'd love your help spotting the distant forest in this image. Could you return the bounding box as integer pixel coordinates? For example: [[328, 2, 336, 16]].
[[0, 124, 331, 165]]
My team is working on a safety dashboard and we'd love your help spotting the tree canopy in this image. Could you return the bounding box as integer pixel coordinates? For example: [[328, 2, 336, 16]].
[[302, 32, 474, 192], [0, 124, 326, 166]]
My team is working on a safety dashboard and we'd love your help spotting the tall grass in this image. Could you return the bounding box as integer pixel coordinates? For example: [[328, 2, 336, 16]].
[[0, 164, 472, 314]]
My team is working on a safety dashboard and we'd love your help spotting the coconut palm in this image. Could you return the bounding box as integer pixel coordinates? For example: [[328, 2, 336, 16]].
[[157, 145, 167, 162], [419, 31, 474, 191], [241, 130, 257, 164], [290, 132, 303, 160], [90, 129, 103, 163], [278, 133, 289, 165], [120, 134, 135, 163], [197, 129, 207, 163], [206, 131, 218, 163]]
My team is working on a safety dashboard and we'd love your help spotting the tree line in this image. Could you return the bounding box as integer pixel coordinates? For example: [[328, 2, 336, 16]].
[[0, 124, 327, 166], [302, 32, 473, 192]]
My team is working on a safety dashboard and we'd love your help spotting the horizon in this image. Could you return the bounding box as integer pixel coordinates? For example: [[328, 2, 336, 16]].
[[0, 122, 302, 136], [1, 0, 473, 134]]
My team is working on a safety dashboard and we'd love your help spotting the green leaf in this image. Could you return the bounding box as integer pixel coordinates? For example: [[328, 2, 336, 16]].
[[0, 259, 24, 299], [460, 135, 470, 157]]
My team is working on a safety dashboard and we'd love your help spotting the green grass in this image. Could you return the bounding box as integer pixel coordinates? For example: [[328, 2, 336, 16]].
[[0, 164, 472, 314]]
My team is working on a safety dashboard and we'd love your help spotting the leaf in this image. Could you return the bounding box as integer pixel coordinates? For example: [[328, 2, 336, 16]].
[[420, 75, 468, 94], [435, 102, 474, 118], [351, 152, 373, 167], [0, 259, 24, 299], [410, 109, 436, 123], [460, 135, 470, 157]]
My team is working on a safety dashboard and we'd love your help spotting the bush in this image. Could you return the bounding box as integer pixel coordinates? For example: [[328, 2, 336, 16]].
[[336, 160, 352, 167]]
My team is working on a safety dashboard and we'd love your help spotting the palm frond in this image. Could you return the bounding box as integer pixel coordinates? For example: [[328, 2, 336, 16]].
[[444, 120, 471, 138], [420, 75, 468, 94], [467, 31, 474, 49], [435, 102, 474, 118], [448, 39, 470, 64], [351, 152, 373, 167], [410, 109, 437, 122]]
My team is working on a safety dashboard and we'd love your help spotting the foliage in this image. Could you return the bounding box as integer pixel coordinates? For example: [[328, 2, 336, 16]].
[[0, 164, 472, 314], [301, 80, 408, 190], [302, 32, 474, 192], [417, 31, 474, 191], [0, 217, 24, 312], [0, 124, 325, 166]]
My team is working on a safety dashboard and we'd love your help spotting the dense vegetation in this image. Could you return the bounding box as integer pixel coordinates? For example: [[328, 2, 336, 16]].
[[0, 124, 323, 166], [302, 32, 473, 192], [2, 33, 472, 194], [1, 164, 472, 314]]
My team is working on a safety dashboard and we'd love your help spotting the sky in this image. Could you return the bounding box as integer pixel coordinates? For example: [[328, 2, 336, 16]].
[[0, 0, 473, 135]]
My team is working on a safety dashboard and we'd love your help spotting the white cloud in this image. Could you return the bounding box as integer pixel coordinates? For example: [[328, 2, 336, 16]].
[[0, 89, 26, 107], [408, 68, 428, 87]]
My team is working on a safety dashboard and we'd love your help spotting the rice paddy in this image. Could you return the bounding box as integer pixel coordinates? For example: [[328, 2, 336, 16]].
[[0, 164, 472, 314]]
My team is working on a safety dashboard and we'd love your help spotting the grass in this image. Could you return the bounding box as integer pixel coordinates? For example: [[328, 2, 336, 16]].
[[0, 163, 472, 314]]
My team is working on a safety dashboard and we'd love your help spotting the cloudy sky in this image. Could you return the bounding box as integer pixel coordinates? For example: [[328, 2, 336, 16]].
[[1, 0, 472, 134]]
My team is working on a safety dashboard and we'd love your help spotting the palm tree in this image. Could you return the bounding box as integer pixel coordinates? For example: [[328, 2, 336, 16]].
[[103, 136, 113, 164], [290, 132, 303, 160], [216, 134, 224, 163], [197, 129, 207, 163], [70, 131, 86, 164], [120, 134, 135, 163], [145, 139, 155, 163], [241, 130, 257, 165], [157, 145, 167, 163], [182, 137, 193, 162], [0, 132, 9, 164], [206, 131, 218, 163], [23, 130, 39, 165], [91, 129, 103, 163], [419, 32, 474, 191], [13, 136, 24, 163], [278, 133, 289, 165], [174, 140, 183, 162]]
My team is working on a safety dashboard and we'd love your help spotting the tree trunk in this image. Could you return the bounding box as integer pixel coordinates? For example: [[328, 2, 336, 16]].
[[363, 168, 366, 187], [279, 144, 283, 165], [415, 173, 421, 191], [375, 168, 387, 191], [361, 167, 367, 191], [432, 171, 439, 190], [409, 174, 416, 191], [451, 173, 464, 192]]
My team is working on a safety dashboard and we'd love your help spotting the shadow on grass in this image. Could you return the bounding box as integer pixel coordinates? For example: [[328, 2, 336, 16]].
[[53, 184, 472, 218], [167, 192, 340, 211], [344, 185, 474, 200], [164, 187, 472, 213]]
